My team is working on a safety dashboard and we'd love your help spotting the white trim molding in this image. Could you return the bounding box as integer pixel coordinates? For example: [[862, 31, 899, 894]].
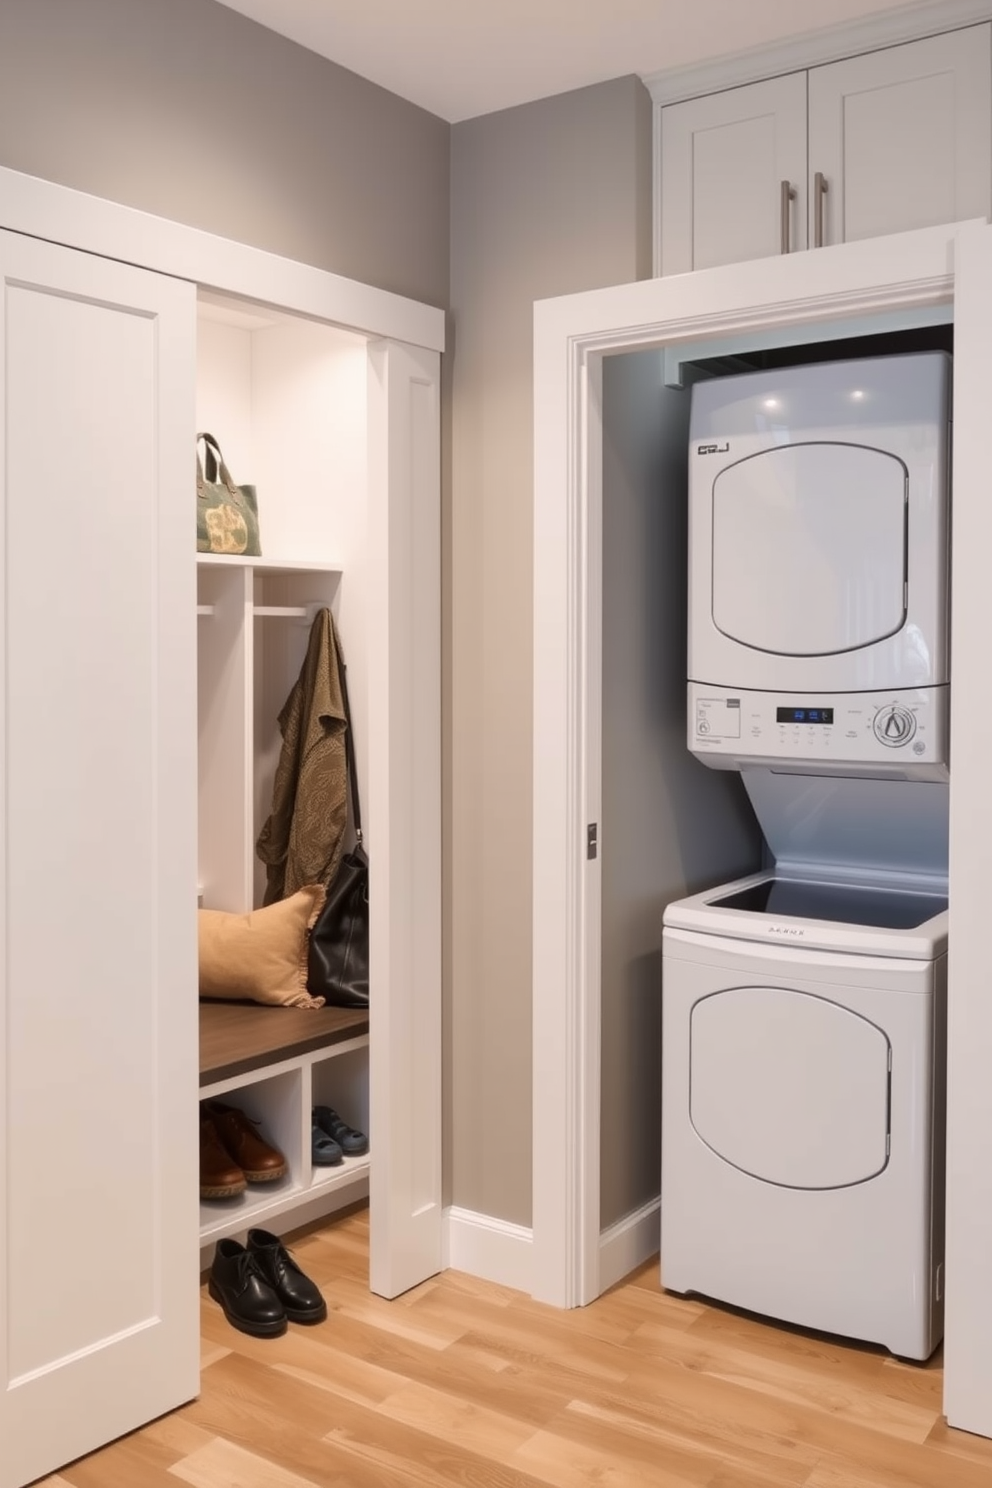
[[0, 165, 445, 353], [442, 1207, 534, 1296], [644, 0, 992, 106], [599, 1200, 661, 1296], [531, 221, 958, 1316]]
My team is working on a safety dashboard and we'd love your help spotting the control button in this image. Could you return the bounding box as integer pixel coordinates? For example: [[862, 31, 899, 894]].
[[872, 704, 916, 747], [697, 720, 710, 734]]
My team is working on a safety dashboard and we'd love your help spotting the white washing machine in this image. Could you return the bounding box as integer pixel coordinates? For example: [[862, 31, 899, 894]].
[[661, 352, 951, 1359], [662, 857, 947, 1360]]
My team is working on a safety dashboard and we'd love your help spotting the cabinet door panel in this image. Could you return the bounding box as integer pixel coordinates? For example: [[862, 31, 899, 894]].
[[660, 73, 807, 275], [0, 231, 198, 1488], [809, 26, 992, 246]]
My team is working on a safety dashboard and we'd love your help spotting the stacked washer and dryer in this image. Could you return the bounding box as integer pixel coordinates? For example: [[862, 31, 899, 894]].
[[660, 352, 951, 1360]]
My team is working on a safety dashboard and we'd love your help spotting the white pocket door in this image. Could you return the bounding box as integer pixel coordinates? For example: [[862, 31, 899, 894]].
[[0, 231, 198, 1488]]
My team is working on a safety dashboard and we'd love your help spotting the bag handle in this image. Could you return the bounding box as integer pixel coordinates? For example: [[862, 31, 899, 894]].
[[196, 431, 240, 501], [333, 625, 363, 846]]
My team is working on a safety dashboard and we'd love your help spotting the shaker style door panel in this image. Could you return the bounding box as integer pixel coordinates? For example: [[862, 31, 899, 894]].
[[0, 231, 198, 1488], [660, 72, 808, 275], [808, 26, 992, 248]]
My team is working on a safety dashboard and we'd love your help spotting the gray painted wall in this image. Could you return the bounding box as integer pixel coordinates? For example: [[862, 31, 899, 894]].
[[0, 0, 667, 1236], [599, 352, 763, 1230], [448, 77, 652, 1226], [0, 0, 449, 308]]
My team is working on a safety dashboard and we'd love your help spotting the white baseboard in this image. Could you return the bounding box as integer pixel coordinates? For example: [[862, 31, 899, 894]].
[[598, 1197, 660, 1295], [442, 1206, 534, 1295], [441, 1199, 659, 1301]]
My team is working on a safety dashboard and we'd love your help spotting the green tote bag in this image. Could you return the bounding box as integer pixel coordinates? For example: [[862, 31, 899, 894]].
[[196, 431, 261, 556]]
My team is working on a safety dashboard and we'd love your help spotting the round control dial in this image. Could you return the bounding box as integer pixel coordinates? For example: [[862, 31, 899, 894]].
[[873, 704, 917, 747]]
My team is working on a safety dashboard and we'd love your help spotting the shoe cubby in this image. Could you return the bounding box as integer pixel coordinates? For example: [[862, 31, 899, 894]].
[[199, 1068, 302, 1242], [199, 1002, 369, 1258], [310, 1043, 371, 1199]]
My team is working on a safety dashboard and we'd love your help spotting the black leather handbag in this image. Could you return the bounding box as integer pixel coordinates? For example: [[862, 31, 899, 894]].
[[307, 652, 369, 1008]]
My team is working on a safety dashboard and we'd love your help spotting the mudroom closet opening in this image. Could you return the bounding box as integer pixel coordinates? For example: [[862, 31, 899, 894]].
[[195, 290, 373, 1261], [0, 166, 442, 1488], [598, 307, 953, 1264]]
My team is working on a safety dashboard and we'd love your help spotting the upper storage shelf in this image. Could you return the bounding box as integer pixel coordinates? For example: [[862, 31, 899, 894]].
[[196, 553, 343, 574]]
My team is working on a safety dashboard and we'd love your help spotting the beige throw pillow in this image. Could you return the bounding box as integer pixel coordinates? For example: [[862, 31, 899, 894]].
[[198, 885, 327, 1009]]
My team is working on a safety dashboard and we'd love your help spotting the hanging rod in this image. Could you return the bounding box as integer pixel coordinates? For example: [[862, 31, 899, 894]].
[[253, 603, 325, 623], [197, 602, 327, 622]]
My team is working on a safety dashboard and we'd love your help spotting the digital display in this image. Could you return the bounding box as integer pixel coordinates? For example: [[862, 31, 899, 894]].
[[776, 706, 834, 724]]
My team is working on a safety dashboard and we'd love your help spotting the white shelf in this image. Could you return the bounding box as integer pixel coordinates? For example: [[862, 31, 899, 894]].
[[196, 553, 343, 574], [199, 1159, 370, 1246], [199, 1173, 303, 1243], [309, 1151, 371, 1196]]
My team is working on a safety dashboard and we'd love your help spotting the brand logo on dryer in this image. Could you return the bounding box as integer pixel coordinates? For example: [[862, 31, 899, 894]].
[[697, 442, 730, 455], [768, 924, 805, 938]]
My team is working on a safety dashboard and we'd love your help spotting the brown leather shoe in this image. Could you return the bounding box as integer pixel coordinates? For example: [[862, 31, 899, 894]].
[[200, 1116, 247, 1199], [206, 1101, 288, 1183]]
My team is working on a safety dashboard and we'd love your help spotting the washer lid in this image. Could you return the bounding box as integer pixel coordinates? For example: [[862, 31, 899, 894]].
[[690, 986, 890, 1189], [712, 443, 907, 657]]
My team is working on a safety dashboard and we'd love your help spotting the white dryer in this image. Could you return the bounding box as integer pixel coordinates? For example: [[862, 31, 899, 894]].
[[661, 351, 952, 1359], [688, 352, 951, 781]]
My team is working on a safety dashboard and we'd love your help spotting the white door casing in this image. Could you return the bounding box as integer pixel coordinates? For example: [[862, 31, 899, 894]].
[[0, 231, 199, 1488], [942, 222, 992, 1436], [367, 338, 443, 1297], [532, 220, 992, 1436]]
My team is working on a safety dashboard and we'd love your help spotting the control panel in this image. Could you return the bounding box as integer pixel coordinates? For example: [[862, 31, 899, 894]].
[[688, 684, 948, 780]]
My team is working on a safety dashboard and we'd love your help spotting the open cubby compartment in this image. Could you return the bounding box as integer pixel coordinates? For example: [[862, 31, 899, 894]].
[[199, 1062, 307, 1244], [197, 561, 253, 911], [252, 565, 344, 909], [195, 289, 369, 567], [309, 1040, 371, 1196]]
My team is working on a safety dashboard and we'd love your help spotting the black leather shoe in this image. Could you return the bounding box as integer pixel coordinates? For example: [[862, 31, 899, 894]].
[[247, 1228, 328, 1325], [208, 1238, 287, 1338]]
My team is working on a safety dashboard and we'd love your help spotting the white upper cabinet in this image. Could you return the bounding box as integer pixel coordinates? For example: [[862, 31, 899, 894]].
[[808, 27, 992, 248], [656, 23, 992, 275], [659, 73, 808, 275]]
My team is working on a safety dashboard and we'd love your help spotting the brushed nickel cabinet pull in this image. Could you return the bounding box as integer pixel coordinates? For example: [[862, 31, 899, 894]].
[[814, 171, 829, 248], [780, 180, 796, 254]]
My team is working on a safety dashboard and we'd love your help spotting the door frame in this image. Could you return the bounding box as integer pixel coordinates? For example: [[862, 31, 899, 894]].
[[531, 220, 992, 1434], [0, 165, 445, 1303]]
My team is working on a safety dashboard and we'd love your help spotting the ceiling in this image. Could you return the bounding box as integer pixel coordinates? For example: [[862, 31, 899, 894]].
[[214, 0, 922, 123]]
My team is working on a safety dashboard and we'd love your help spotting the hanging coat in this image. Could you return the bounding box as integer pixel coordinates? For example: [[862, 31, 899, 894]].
[[256, 608, 349, 904]]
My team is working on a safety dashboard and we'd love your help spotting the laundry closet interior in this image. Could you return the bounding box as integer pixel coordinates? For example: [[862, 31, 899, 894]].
[[597, 307, 953, 1345]]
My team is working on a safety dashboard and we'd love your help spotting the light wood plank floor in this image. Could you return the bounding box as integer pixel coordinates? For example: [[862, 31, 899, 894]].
[[39, 1208, 992, 1488]]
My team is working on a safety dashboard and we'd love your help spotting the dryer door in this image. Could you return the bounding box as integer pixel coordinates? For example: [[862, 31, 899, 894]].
[[712, 443, 907, 657], [689, 985, 890, 1188]]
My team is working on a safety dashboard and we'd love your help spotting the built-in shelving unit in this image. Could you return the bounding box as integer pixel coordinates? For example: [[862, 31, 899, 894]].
[[195, 290, 372, 1255], [199, 1002, 369, 1251]]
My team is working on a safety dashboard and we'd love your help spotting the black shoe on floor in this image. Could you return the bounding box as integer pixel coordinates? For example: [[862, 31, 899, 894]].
[[313, 1104, 369, 1157], [208, 1238, 287, 1338], [247, 1228, 328, 1325]]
